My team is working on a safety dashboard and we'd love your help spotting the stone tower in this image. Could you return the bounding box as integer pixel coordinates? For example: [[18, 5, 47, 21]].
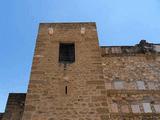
[[22, 22, 106, 120]]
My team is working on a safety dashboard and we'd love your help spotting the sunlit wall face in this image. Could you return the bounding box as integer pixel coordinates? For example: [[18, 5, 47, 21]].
[[0, 0, 160, 112]]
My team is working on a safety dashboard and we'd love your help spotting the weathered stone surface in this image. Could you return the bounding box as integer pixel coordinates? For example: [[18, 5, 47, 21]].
[[96, 108, 108, 114], [22, 22, 105, 120], [24, 105, 36, 111], [0, 113, 3, 120], [101, 47, 160, 119], [101, 40, 160, 56], [2, 93, 26, 120]]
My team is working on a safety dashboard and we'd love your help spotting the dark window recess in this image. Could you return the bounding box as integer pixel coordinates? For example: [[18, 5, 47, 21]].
[[65, 86, 68, 95], [59, 43, 75, 63]]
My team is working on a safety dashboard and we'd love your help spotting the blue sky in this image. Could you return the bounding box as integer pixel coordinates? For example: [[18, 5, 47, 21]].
[[0, 0, 160, 112]]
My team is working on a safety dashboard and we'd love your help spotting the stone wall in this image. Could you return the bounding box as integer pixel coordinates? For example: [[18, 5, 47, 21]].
[[101, 40, 160, 56], [22, 22, 107, 120], [0, 113, 3, 120], [101, 52, 160, 119], [2, 93, 26, 120]]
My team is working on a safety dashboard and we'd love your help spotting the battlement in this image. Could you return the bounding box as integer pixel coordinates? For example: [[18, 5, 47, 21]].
[[101, 40, 160, 56]]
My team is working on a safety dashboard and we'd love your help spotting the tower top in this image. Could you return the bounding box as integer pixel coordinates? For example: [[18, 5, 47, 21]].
[[39, 22, 97, 30]]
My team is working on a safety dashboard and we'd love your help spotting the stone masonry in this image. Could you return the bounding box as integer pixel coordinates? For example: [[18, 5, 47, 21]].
[[1, 22, 160, 120], [0, 113, 3, 120], [2, 93, 26, 120], [101, 44, 160, 119]]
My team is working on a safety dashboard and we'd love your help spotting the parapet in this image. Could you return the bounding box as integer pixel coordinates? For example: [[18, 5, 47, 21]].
[[37, 22, 97, 38], [101, 40, 160, 56], [39, 22, 96, 30]]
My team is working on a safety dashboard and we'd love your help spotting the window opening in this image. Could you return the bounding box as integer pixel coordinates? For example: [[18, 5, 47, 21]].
[[59, 43, 75, 63]]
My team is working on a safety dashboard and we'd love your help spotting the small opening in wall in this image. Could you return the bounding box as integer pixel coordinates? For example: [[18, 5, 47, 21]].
[[65, 86, 68, 95]]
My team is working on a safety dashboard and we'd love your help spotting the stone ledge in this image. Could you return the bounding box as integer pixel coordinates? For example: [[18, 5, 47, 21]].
[[101, 40, 160, 56], [101, 90, 160, 95], [110, 113, 160, 116]]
